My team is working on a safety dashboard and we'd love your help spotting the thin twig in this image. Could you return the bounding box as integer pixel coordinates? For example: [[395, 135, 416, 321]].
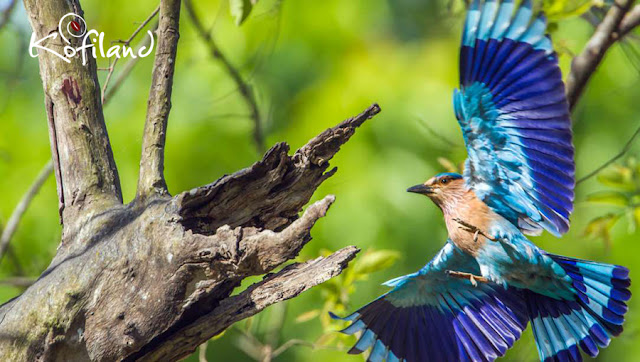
[[137, 0, 181, 198], [417, 116, 458, 148], [198, 341, 208, 362], [619, 4, 640, 38], [576, 124, 640, 184], [103, 23, 158, 105], [101, 6, 159, 103], [271, 339, 314, 358], [567, 0, 635, 110], [0, 161, 53, 263], [4, 246, 24, 276], [184, 0, 266, 153]]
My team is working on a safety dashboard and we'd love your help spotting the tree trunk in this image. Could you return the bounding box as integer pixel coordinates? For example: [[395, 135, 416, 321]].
[[1, 0, 381, 360]]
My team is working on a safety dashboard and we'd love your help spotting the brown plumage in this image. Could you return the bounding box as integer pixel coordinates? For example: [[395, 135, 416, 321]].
[[409, 174, 502, 256]]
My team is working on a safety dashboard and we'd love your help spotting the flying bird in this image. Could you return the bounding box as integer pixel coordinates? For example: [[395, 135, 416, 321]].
[[332, 0, 631, 361]]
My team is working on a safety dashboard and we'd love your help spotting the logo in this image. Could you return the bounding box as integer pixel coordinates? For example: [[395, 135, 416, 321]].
[[29, 13, 154, 65]]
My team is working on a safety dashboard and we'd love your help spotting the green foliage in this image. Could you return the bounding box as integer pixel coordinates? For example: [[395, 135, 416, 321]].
[[294, 249, 400, 349], [584, 158, 640, 246], [2, 0, 640, 361], [542, 0, 602, 21], [230, 0, 258, 26]]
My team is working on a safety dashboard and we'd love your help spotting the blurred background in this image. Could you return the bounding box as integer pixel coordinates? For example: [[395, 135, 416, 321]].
[[1, 0, 640, 360]]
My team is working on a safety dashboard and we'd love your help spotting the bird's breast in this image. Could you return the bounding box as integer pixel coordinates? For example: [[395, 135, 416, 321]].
[[443, 191, 501, 256]]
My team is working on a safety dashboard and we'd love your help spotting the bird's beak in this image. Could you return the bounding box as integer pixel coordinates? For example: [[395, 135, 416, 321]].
[[407, 184, 434, 195]]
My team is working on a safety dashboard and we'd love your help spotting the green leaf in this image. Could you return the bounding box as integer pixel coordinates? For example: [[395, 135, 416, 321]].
[[597, 165, 636, 191], [352, 249, 401, 276], [211, 329, 226, 341], [230, 0, 255, 26], [586, 191, 629, 206], [543, 0, 599, 21], [583, 213, 622, 246]]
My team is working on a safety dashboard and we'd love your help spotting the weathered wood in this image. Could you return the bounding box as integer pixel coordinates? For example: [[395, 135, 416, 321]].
[[0, 108, 378, 359], [23, 0, 122, 228], [7, 0, 380, 360], [0, 87, 378, 362], [176, 104, 382, 233], [137, 0, 181, 198]]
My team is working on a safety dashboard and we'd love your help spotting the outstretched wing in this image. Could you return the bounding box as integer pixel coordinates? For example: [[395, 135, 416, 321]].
[[332, 242, 528, 362], [455, 0, 575, 236]]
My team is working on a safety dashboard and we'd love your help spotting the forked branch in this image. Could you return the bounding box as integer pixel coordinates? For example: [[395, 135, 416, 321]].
[[135, 246, 359, 361]]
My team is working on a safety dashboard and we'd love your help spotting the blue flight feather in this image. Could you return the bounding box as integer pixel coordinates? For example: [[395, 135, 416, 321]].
[[332, 241, 528, 362], [334, 2, 630, 362], [455, 0, 575, 237]]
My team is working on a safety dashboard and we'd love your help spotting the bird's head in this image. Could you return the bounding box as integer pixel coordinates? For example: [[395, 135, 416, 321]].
[[407, 172, 465, 209]]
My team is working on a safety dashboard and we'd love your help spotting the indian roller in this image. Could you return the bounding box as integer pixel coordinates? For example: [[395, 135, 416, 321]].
[[331, 0, 632, 361]]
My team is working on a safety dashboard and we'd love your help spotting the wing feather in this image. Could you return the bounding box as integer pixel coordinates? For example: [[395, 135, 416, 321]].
[[455, 0, 575, 236], [332, 242, 528, 361]]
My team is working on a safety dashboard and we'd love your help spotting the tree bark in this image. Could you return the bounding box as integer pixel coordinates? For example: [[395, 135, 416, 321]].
[[24, 0, 122, 229], [137, 0, 180, 198], [4, 0, 382, 360], [566, 0, 635, 111], [0, 99, 379, 360]]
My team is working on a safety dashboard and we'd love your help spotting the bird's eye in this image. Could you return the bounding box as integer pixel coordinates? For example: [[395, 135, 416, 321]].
[[440, 178, 448, 185]]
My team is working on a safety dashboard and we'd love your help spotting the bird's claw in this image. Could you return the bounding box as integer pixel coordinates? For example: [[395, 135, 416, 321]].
[[452, 218, 499, 242], [446, 270, 488, 287]]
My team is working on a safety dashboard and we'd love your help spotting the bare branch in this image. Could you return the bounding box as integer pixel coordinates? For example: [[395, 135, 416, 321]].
[[577, 123, 640, 184], [567, 0, 634, 110], [198, 341, 208, 362], [103, 23, 158, 105], [24, 0, 123, 226], [0, 161, 53, 263], [0, 103, 378, 360], [619, 4, 640, 38], [101, 6, 159, 103], [133, 246, 359, 361], [184, 0, 265, 153], [176, 103, 382, 233], [137, 0, 181, 198]]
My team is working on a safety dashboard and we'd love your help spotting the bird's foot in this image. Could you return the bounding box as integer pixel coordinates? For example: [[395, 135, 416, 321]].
[[446, 270, 488, 287], [452, 218, 499, 242]]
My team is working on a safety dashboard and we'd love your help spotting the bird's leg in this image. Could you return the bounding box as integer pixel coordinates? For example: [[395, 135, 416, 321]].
[[452, 218, 499, 242], [446, 270, 489, 287]]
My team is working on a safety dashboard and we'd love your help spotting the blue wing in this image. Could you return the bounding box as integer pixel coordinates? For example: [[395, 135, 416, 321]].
[[454, 0, 575, 237], [331, 242, 528, 362]]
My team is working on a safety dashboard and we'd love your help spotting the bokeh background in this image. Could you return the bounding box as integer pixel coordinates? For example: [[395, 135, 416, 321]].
[[1, 0, 640, 360]]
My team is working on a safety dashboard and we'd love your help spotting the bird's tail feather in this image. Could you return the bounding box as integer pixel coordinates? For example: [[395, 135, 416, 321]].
[[331, 272, 528, 362], [525, 254, 631, 361]]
